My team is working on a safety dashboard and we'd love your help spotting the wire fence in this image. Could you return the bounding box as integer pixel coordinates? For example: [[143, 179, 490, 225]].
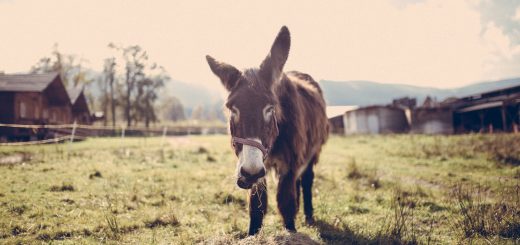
[[0, 122, 227, 146]]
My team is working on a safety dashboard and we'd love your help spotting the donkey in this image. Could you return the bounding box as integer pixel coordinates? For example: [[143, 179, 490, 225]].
[[206, 26, 329, 235]]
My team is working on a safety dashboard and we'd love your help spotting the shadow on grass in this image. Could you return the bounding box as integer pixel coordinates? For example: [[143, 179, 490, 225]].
[[314, 219, 407, 245], [272, 232, 320, 245]]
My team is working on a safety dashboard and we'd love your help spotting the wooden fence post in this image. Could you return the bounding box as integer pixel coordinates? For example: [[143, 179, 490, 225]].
[[70, 120, 77, 143], [121, 125, 126, 140], [161, 126, 167, 147]]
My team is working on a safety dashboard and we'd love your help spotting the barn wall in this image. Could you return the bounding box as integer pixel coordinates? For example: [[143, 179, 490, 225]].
[[48, 106, 71, 124], [0, 92, 15, 123], [378, 108, 409, 133], [345, 107, 409, 134], [328, 115, 344, 134], [13, 92, 43, 123], [345, 108, 380, 134], [411, 108, 453, 134], [0, 92, 15, 139]]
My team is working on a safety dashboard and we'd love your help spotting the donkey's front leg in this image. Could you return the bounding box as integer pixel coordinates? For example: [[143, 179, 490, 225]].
[[249, 178, 267, 235], [277, 171, 298, 232]]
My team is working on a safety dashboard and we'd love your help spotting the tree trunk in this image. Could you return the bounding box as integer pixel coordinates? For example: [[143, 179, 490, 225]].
[[109, 74, 116, 127], [125, 68, 132, 127], [102, 77, 108, 126]]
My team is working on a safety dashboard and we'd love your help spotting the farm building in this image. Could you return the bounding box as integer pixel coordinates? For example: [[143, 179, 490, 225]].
[[0, 72, 73, 140], [326, 106, 358, 134], [410, 107, 453, 134], [451, 84, 520, 133], [344, 106, 409, 134], [68, 86, 92, 124]]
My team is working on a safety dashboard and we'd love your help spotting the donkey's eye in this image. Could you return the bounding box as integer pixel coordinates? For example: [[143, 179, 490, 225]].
[[230, 106, 240, 121], [263, 105, 274, 122]]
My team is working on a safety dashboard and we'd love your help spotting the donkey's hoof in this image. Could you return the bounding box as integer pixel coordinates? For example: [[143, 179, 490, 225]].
[[285, 225, 297, 233], [287, 228, 297, 233], [305, 217, 315, 226]]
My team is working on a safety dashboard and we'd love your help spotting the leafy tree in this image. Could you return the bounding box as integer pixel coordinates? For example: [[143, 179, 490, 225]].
[[134, 67, 167, 127], [160, 96, 186, 122]]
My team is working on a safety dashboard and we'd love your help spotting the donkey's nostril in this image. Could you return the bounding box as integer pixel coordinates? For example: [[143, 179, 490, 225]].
[[240, 167, 266, 180], [257, 168, 266, 179], [240, 167, 252, 178]]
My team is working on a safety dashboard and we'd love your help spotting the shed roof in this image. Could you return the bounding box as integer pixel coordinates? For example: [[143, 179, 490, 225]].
[[326, 106, 358, 118], [0, 72, 59, 92]]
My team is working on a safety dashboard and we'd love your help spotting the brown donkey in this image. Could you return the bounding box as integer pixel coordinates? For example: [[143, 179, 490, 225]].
[[206, 26, 329, 235]]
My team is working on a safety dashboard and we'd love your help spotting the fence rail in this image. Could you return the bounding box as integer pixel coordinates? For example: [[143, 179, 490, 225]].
[[0, 123, 227, 146]]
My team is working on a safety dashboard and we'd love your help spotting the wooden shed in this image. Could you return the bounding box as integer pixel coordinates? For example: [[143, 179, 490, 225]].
[[0, 73, 71, 140], [68, 86, 92, 125]]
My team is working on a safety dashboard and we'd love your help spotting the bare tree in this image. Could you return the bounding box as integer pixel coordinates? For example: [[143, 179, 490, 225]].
[[110, 44, 148, 127], [31, 44, 93, 88], [102, 57, 117, 126]]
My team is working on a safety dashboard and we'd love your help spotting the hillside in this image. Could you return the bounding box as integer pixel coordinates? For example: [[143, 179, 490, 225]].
[[320, 77, 520, 106]]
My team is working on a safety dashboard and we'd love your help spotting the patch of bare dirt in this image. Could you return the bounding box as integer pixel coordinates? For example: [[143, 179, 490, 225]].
[[0, 152, 32, 165]]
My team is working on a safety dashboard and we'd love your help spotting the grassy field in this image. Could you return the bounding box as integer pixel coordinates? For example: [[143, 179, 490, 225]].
[[0, 134, 519, 244]]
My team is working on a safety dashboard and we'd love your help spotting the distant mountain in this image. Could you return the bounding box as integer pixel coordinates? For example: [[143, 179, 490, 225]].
[[320, 78, 520, 106], [163, 79, 222, 109]]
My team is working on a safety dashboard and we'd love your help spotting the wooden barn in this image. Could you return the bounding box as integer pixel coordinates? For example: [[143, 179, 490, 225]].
[[0, 73, 72, 140], [344, 106, 409, 134], [68, 86, 91, 124]]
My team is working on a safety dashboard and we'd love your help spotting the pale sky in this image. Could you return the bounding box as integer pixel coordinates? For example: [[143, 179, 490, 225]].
[[1, 0, 520, 91]]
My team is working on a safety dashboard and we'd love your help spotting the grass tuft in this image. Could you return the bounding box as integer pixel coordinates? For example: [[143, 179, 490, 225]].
[[49, 182, 75, 192], [144, 213, 180, 229], [451, 182, 520, 241], [89, 170, 103, 179]]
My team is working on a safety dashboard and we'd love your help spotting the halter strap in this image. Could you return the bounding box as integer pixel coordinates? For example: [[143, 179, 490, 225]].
[[232, 137, 270, 160], [231, 114, 278, 160]]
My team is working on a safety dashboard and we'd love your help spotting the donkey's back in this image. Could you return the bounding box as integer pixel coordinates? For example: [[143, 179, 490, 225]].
[[271, 70, 329, 174]]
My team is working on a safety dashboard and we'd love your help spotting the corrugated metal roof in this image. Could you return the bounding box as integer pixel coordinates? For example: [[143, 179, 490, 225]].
[[456, 101, 503, 113], [326, 105, 358, 118], [0, 72, 59, 92]]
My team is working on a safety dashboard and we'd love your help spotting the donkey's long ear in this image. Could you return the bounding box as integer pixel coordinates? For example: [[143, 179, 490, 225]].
[[206, 55, 241, 91], [259, 26, 291, 87]]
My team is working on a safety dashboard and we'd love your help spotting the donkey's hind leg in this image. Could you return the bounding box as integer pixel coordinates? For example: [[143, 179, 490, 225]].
[[248, 178, 267, 235], [302, 156, 317, 225], [277, 171, 298, 232]]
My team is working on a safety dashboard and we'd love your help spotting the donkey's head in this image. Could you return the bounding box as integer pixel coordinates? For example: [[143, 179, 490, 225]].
[[206, 26, 290, 189]]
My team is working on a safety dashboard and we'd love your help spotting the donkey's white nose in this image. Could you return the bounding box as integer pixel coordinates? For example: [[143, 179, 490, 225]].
[[238, 139, 265, 172]]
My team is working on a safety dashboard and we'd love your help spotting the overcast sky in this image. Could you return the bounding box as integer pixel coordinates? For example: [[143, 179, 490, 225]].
[[1, 0, 519, 90]]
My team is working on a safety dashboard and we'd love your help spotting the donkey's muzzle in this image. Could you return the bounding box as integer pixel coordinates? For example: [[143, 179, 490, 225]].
[[237, 167, 266, 189]]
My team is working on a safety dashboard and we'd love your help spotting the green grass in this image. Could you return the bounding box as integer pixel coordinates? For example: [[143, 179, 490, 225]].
[[0, 134, 519, 244]]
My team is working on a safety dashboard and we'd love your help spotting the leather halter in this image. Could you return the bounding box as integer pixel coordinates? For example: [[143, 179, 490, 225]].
[[232, 137, 270, 160], [231, 113, 278, 161]]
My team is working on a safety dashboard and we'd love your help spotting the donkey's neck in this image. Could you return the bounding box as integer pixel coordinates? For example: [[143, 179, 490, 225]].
[[272, 73, 294, 124]]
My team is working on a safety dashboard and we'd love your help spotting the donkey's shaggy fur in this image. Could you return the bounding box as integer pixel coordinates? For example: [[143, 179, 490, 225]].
[[206, 26, 329, 235]]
